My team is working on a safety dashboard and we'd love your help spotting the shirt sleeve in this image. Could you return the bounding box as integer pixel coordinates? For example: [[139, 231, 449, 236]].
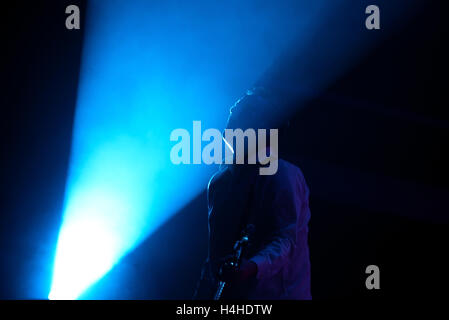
[[248, 165, 306, 280]]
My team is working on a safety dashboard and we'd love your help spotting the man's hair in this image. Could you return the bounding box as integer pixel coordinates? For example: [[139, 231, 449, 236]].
[[225, 86, 288, 132]]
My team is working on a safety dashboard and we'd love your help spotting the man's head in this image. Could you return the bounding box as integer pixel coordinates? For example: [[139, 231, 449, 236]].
[[225, 87, 281, 132], [222, 87, 287, 175]]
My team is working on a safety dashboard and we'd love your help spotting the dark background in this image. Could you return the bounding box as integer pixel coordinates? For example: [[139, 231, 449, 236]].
[[1, 1, 448, 299]]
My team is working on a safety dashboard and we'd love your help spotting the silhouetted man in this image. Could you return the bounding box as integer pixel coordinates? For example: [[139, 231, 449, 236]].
[[195, 87, 311, 299]]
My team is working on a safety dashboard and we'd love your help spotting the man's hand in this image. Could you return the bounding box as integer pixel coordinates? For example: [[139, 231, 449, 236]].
[[218, 258, 258, 282]]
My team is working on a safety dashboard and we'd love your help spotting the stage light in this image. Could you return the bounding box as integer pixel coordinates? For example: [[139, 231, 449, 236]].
[[49, 220, 118, 300]]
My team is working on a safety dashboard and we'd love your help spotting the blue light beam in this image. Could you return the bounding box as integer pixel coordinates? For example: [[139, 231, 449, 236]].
[[48, 0, 324, 299]]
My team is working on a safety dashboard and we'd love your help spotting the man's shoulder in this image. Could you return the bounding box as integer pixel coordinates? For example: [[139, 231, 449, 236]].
[[207, 160, 307, 190], [278, 158, 302, 174], [258, 159, 308, 194], [207, 165, 231, 193], [268, 159, 304, 180]]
